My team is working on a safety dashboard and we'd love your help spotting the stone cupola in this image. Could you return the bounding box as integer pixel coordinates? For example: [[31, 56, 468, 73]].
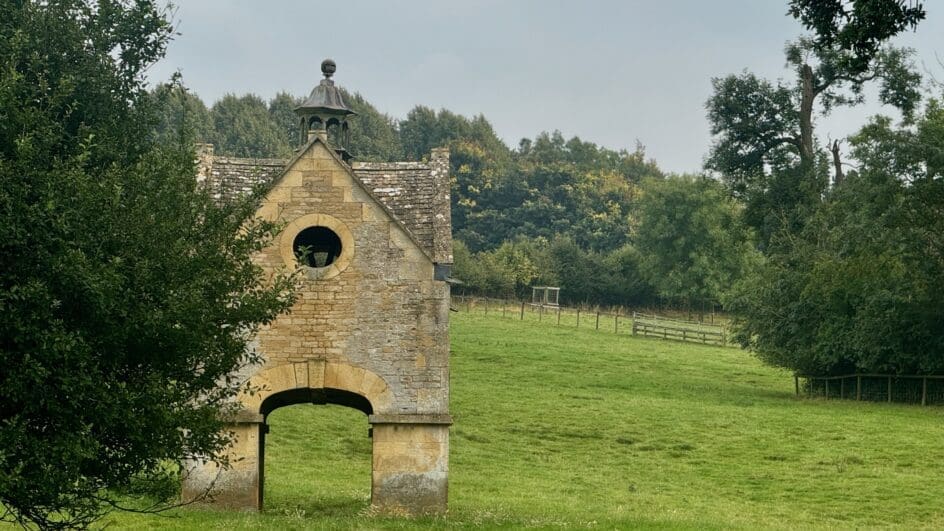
[[295, 58, 357, 161]]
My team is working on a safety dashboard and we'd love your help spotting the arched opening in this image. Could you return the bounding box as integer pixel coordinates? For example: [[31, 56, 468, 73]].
[[326, 117, 342, 147], [257, 388, 373, 513]]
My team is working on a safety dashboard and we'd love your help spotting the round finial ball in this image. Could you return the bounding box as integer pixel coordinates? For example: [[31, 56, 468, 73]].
[[321, 59, 337, 78]]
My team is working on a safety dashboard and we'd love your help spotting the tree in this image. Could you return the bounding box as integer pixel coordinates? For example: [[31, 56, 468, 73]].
[[268, 91, 302, 148], [730, 101, 944, 374], [788, 0, 925, 73], [151, 81, 215, 146], [399, 106, 514, 250], [634, 176, 759, 313], [341, 89, 403, 162], [0, 1, 295, 528], [210, 93, 292, 158], [706, 35, 921, 244]]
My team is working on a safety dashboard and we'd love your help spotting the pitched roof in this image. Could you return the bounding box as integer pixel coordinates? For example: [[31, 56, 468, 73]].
[[196, 143, 452, 264]]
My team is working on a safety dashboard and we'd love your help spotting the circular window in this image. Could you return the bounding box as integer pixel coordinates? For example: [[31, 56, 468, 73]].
[[293, 226, 342, 268], [279, 213, 353, 280]]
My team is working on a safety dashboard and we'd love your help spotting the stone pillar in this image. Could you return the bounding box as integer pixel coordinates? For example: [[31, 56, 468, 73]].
[[369, 414, 452, 515], [181, 414, 265, 511]]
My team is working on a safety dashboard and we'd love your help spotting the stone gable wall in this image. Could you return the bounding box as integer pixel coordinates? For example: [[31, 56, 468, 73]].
[[251, 141, 450, 415]]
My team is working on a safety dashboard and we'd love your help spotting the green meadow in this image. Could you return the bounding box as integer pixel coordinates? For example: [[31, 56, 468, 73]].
[[106, 312, 944, 529]]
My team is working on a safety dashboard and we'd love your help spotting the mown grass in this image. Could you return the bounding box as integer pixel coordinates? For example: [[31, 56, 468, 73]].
[[104, 311, 944, 529]]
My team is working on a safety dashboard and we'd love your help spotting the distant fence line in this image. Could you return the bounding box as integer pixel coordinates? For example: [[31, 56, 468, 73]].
[[632, 312, 726, 346], [797, 374, 944, 406], [451, 295, 729, 347]]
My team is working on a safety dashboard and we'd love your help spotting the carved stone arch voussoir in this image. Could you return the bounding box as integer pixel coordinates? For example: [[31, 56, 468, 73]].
[[237, 360, 394, 415]]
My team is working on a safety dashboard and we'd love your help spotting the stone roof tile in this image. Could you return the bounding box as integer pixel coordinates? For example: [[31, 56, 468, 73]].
[[197, 145, 452, 264]]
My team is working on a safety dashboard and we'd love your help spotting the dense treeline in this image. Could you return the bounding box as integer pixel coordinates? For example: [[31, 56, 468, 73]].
[[152, 83, 749, 311]]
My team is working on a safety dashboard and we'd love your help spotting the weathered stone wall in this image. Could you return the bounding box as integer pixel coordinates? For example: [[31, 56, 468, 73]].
[[185, 138, 452, 515], [250, 141, 450, 415]]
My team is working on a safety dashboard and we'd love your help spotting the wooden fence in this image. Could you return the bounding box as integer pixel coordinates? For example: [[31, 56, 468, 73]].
[[451, 295, 730, 347], [631, 312, 726, 346], [797, 374, 944, 406]]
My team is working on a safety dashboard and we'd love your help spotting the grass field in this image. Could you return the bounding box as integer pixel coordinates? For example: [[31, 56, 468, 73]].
[[105, 311, 944, 529]]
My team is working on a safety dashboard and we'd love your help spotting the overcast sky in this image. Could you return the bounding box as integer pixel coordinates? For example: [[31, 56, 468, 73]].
[[148, 1, 944, 174]]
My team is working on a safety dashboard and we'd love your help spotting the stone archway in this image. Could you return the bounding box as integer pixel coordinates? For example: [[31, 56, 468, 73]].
[[182, 361, 450, 514]]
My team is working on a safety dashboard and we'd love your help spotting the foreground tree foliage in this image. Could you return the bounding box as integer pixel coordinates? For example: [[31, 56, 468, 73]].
[[0, 1, 295, 528]]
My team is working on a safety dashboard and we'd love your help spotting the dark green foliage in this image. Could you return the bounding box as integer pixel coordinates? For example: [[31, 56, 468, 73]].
[[151, 81, 214, 146], [731, 101, 944, 375], [268, 91, 302, 148], [210, 93, 292, 158], [452, 236, 657, 307], [635, 176, 760, 310], [449, 129, 660, 254], [399, 106, 516, 250], [784, 38, 922, 120], [706, 36, 920, 246], [340, 89, 403, 162], [719, 0, 933, 376], [507, 133, 659, 252], [0, 1, 295, 528], [705, 73, 800, 184], [788, 0, 925, 74]]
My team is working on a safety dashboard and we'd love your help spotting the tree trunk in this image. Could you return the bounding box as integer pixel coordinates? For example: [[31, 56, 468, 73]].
[[799, 64, 815, 170], [831, 139, 844, 187]]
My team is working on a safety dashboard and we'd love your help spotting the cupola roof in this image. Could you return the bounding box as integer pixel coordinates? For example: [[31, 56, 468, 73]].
[[295, 59, 356, 116]]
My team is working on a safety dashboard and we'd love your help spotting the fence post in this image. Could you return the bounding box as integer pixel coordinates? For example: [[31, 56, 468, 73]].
[[856, 375, 861, 401], [576, 309, 580, 328], [484, 298, 488, 315], [596, 312, 600, 330], [840, 377, 845, 400], [922, 377, 928, 406], [887, 376, 892, 403], [520, 302, 525, 321], [795, 376, 799, 397]]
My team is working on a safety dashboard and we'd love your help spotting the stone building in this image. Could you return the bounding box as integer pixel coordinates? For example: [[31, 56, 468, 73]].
[[181, 60, 452, 514]]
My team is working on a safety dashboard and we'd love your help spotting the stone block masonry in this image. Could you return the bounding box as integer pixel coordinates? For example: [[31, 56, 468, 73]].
[[184, 137, 452, 515]]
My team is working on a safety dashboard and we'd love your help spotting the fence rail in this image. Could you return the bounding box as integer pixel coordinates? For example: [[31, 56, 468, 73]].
[[797, 374, 944, 406], [631, 312, 726, 346], [451, 295, 730, 347]]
